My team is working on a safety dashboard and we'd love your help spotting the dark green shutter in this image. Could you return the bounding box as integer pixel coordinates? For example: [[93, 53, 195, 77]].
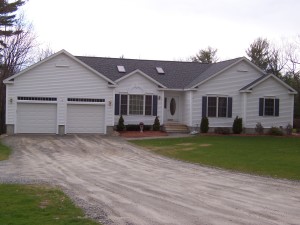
[[227, 97, 232, 118], [153, 95, 158, 116], [259, 98, 264, 116], [115, 94, 120, 115], [275, 99, 279, 116], [202, 96, 207, 117]]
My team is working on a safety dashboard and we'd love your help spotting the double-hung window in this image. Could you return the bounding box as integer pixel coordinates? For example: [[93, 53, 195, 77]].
[[259, 98, 279, 117], [202, 96, 232, 118]]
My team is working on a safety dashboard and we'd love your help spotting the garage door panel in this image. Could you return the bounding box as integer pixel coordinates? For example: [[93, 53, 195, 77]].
[[17, 103, 57, 133], [67, 104, 105, 133]]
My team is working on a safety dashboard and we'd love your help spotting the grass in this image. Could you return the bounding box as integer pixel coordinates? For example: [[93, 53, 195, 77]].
[[0, 142, 11, 161], [0, 184, 100, 225], [131, 136, 300, 180]]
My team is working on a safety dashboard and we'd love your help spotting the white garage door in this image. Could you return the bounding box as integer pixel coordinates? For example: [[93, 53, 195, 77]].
[[16, 103, 57, 133], [67, 104, 105, 133]]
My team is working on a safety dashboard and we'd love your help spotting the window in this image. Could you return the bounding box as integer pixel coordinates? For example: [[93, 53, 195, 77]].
[[218, 97, 227, 117], [117, 65, 126, 73], [115, 94, 158, 116], [259, 98, 279, 117], [18, 96, 57, 101], [205, 96, 231, 118], [129, 95, 144, 115], [207, 97, 217, 117], [67, 98, 105, 102], [264, 98, 274, 116], [120, 95, 128, 115], [145, 95, 152, 115]]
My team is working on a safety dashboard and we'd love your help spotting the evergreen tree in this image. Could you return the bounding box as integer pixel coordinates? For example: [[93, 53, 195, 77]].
[[232, 116, 243, 134], [200, 117, 209, 133], [153, 116, 160, 131], [0, 0, 25, 55], [246, 38, 269, 71], [117, 115, 125, 131], [191, 46, 218, 63]]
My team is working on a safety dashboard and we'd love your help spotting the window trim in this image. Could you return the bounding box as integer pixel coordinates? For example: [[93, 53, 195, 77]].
[[206, 96, 229, 118], [119, 94, 155, 116]]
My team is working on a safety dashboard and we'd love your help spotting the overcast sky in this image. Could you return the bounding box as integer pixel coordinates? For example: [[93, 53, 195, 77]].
[[22, 0, 300, 61]]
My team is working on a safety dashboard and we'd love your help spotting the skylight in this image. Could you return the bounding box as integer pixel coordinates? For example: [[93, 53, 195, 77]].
[[117, 65, 126, 73], [156, 67, 164, 74]]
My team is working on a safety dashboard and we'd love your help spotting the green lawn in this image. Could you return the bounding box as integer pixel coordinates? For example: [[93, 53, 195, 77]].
[[0, 184, 100, 225], [131, 136, 300, 180], [0, 142, 11, 161]]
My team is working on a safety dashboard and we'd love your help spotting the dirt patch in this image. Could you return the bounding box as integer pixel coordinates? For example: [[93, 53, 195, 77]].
[[176, 143, 194, 146], [182, 147, 195, 151], [39, 200, 50, 209], [199, 144, 211, 147]]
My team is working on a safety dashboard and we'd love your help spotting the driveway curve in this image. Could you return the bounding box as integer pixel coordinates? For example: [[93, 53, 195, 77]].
[[0, 135, 299, 225]]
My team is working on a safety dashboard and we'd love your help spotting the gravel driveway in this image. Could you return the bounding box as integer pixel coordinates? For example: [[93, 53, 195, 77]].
[[0, 135, 299, 225]]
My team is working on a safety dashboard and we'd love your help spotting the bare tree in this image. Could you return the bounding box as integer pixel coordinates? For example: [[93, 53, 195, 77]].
[[0, 16, 37, 133], [34, 45, 54, 62], [283, 36, 300, 117], [266, 43, 287, 76]]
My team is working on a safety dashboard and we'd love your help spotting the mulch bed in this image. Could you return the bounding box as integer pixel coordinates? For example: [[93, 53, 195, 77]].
[[119, 131, 168, 138]]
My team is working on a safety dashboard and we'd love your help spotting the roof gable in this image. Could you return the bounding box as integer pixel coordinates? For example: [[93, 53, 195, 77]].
[[240, 74, 297, 94], [186, 57, 266, 88], [115, 69, 167, 88], [3, 50, 116, 85]]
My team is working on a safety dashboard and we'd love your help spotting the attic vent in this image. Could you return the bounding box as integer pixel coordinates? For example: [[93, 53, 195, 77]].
[[117, 65, 126, 73], [156, 67, 164, 74]]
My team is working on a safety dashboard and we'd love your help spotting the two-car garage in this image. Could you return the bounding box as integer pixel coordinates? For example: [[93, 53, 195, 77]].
[[15, 97, 106, 134]]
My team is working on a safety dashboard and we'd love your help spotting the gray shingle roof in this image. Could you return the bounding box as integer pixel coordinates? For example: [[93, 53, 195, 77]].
[[239, 74, 268, 91], [75, 56, 243, 89]]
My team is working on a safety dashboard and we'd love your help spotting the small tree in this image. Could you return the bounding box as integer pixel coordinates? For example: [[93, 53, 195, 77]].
[[153, 116, 160, 131], [232, 116, 243, 134], [117, 115, 125, 131], [200, 117, 209, 133]]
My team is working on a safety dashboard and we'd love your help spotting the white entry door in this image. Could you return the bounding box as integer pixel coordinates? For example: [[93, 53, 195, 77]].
[[16, 103, 57, 133], [167, 96, 179, 121], [67, 104, 105, 133]]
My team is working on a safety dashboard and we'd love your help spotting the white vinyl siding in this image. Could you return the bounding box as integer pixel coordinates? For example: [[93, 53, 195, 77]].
[[193, 61, 263, 127], [246, 77, 294, 128], [16, 103, 57, 133], [6, 53, 114, 133], [115, 72, 162, 125]]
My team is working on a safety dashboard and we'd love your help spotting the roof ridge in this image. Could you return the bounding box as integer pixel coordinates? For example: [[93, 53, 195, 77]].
[[75, 56, 212, 65]]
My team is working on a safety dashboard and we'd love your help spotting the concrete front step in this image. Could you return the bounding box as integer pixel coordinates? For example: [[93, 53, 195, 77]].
[[163, 123, 189, 133]]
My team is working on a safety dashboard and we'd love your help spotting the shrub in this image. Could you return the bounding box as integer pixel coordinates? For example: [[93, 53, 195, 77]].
[[286, 124, 293, 135], [153, 116, 160, 131], [255, 122, 264, 134], [126, 124, 151, 131], [214, 127, 231, 135], [117, 115, 125, 131], [232, 116, 243, 134], [269, 126, 283, 136], [200, 117, 209, 133]]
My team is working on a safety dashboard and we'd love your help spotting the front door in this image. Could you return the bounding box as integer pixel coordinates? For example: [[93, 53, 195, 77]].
[[167, 96, 179, 121]]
